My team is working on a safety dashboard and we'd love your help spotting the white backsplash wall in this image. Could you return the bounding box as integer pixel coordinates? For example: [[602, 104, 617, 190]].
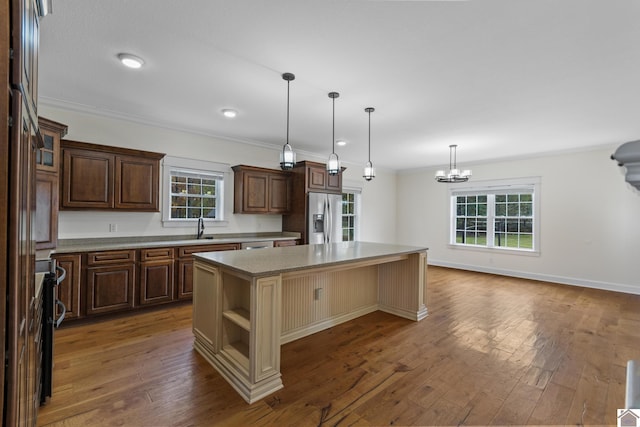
[[42, 105, 396, 241]]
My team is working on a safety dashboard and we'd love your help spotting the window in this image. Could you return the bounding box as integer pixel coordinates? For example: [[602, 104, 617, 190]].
[[169, 170, 222, 220], [341, 188, 361, 241], [162, 156, 227, 227], [450, 178, 540, 253]]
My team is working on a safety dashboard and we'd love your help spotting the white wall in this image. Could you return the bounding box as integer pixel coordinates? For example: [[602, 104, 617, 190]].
[[40, 105, 395, 242], [397, 146, 640, 294]]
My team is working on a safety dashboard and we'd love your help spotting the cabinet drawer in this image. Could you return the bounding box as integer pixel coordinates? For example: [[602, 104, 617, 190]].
[[87, 250, 136, 266], [274, 239, 298, 247], [140, 247, 174, 261], [178, 243, 239, 258]]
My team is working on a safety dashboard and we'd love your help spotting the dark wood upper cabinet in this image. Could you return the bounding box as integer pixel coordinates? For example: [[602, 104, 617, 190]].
[[302, 161, 344, 194], [36, 117, 67, 173], [232, 165, 291, 214], [60, 140, 164, 211], [35, 117, 68, 249]]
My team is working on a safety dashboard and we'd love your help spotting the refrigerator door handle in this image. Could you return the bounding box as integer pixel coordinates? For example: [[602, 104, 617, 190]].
[[324, 198, 329, 243]]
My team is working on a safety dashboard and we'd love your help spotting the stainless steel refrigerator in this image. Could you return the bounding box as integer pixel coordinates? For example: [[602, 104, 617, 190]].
[[308, 192, 343, 244]]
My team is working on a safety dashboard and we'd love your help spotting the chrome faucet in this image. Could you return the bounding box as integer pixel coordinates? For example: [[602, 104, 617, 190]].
[[197, 216, 205, 239]]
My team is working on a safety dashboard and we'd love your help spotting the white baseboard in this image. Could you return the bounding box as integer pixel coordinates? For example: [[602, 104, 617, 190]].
[[428, 259, 640, 296]]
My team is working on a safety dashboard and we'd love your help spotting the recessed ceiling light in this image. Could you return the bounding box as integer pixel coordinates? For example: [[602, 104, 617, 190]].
[[117, 53, 145, 69], [222, 109, 237, 118], [336, 140, 347, 146]]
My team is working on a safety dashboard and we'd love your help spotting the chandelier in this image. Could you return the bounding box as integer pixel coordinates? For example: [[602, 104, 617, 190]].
[[435, 144, 471, 183]]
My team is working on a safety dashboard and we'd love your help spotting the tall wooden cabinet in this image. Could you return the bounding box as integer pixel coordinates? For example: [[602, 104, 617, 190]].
[[282, 160, 345, 244], [4, 0, 47, 424], [60, 140, 164, 211], [35, 117, 67, 249]]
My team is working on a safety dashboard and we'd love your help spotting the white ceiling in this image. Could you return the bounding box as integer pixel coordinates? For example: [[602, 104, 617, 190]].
[[38, 0, 640, 171]]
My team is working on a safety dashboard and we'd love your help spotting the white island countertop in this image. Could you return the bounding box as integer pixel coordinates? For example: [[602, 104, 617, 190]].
[[193, 241, 428, 277]]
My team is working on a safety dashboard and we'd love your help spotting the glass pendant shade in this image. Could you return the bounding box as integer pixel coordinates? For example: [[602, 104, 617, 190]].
[[328, 153, 340, 175], [280, 72, 296, 170], [363, 161, 375, 181], [435, 144, 471, 183], [280, 142, 296, 170], [327, 92, 340, 176], [363, 107, 375, 181]]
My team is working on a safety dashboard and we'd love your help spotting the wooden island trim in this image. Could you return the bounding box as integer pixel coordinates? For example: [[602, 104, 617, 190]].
[[192, 242, 428, 404]]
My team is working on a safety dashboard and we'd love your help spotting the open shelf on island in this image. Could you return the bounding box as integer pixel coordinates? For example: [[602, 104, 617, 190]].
[[222, 341, 250, 372], [223, 308, 250, 331]]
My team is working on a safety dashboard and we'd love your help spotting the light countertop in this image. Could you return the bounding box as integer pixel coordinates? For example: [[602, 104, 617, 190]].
[[37, 232, 300, 259], [193, 241, 428, 277]]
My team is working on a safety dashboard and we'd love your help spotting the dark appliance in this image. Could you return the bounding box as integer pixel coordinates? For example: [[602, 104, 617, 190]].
[[41, 259, 67, 403]]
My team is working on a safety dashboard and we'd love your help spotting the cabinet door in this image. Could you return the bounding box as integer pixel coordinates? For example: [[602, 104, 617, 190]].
[[326, 172, 342, 194], [139, 260, 175, 306], [114, 155, 159, 211], [36, 117, 68, 173], [86, 264, 135, 315], [268, 174, 290, 213], [52, 254, 82, 320], [307, 166, 327, 191], [11, 0, 39, 122], [35, 171, 58, 249], [177, 259, 194, 300], [241, 171, 269, 213], [35, 128, 57, 172], [61, 148, 113, 209]]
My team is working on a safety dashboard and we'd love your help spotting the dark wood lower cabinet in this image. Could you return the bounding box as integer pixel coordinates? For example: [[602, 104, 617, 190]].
[[86, 264, 135, 315], [176, 243, 240, 300], [53, 254, 82, 320], [50, 243, 243, 323]]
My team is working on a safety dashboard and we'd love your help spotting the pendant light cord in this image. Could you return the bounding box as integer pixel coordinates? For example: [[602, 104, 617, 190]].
[[286, 79, 290, 145], [332, 96, 336, 154], [368, 110, 371, 162]]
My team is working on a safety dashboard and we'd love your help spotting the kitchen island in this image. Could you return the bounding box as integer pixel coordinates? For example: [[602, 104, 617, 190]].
[[192, 241, 428, 403]]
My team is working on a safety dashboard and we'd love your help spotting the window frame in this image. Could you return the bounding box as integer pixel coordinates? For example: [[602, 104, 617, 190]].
[[162, 156, 229, 228], [448, 177, 541, 255], [341, 187, 361, 242]]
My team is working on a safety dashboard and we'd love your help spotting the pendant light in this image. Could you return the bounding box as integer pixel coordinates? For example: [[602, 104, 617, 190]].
[[435, 144, 472, 183], [327, 92, 340, 175], [363, 107, 376, 181], [280, 72, 296, 170]]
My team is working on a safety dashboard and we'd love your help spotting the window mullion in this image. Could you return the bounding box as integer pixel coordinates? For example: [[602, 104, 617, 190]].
[[487, 194, 495, 247]]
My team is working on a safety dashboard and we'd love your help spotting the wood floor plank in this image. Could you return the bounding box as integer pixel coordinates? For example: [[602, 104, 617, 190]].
[[37, 267, 640, 426]]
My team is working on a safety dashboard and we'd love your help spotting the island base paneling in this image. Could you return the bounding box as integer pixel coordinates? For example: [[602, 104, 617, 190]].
[[280, 264, 378, 344], [378, 252, 428, 321]]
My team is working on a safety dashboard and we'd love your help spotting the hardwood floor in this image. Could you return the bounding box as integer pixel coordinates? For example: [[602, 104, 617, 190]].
[[37, 266, 640, 426]]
